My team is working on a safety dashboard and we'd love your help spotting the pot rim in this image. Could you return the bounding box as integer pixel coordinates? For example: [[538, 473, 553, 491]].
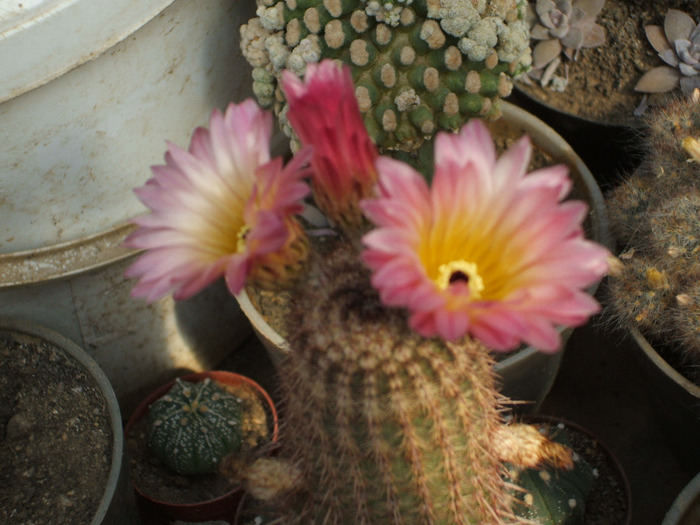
[[662, 470, 700, 525], [630, 327, 700, 398]]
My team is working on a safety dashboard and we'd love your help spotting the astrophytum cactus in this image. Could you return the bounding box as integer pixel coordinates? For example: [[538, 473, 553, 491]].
[[240, 0, 531, 156], [148, 378, 245, 476], [525, 0, 606, 89], [635, 9, 700, 96]]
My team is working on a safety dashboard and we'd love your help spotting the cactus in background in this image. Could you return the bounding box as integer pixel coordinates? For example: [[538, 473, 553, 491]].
[[606, 89, 700, 376], [148, 378, 246, 476], [240, 0, 531, 160], [524, 0, 606, 90]]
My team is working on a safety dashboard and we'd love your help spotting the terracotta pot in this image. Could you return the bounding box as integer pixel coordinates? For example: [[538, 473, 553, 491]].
[[0, 318, 138, 524], [236, 100, 613, 412], [631, 327, 700, 472], [663, 470, 700, 525], [124, 371, 279, 523]]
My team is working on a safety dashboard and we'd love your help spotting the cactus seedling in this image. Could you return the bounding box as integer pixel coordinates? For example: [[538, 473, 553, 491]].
[[148, 378, 250, 476], [240, 0, 532, 158]]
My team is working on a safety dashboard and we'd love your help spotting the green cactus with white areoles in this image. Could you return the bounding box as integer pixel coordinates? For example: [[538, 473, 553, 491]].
[[241, 0, 531, 158], [148, 378, 244, 476]]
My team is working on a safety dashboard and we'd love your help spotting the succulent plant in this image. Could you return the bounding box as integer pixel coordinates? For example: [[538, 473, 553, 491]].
[[524, 0, 606, 89], [606, 88, 700, 378], [635, 9, 700, 96], [240, 0, 532, 157], [148, 378, 245, 476]]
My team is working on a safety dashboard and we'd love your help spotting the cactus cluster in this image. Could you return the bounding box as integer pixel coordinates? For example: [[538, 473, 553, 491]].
[[240, 0, 531, 155], [606, 89, 700, 378], [148, 378, 262, 476]]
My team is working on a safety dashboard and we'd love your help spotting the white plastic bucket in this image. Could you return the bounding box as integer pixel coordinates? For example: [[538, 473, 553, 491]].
[[0, 0, 258, 412]]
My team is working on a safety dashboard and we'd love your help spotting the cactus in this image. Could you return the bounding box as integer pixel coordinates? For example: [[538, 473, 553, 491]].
[[271, 243, 519, 524], [240, 0, 532, 159], [606, 89, 700, 377], [507, 421, 595, 525], [148, 378, 245, 476]]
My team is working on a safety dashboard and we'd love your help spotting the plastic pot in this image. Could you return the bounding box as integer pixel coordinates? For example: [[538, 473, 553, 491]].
[[0, 318, 138, 524], [124, 371, 279, 523]]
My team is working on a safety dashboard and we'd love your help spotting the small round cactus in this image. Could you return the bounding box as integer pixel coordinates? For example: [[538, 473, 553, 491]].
[[148, 378, 244, 476], [240, 0, 531, 156]]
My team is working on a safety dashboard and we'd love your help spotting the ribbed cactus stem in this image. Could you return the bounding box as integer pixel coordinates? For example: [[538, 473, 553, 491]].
[[274, 243, 518, 524]]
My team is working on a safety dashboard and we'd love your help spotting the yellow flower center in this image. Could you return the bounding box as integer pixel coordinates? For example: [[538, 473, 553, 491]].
[[236, 224, 251, 253], [436, 260, 484, 298]]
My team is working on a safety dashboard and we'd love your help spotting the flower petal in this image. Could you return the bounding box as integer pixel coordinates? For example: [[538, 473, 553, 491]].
[[362, 119, 610, 350]]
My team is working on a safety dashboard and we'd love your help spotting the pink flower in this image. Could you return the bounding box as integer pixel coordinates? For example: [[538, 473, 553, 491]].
[[124, 101, 310, 302], [282, 60, 378, 233], [361, 119, 610, 351]]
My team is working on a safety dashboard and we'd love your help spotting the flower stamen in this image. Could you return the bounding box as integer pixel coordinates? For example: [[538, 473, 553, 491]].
[[437, 260, 484, 298], [236, 224, 251, 253]]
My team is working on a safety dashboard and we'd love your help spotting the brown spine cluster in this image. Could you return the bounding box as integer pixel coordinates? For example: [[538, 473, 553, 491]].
[[606, 90, 700, 369], [271, 243, 520, 524]]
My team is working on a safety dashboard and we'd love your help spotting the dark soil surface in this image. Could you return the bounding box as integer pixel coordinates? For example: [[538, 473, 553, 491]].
[[0, 330, 112, 524], [516, 0, 700, 127]]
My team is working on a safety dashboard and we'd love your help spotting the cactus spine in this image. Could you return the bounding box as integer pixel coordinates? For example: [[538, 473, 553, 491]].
[[241, 0, 531, 158], [271, 243, 519, 524], [606, 90, 700, 376]]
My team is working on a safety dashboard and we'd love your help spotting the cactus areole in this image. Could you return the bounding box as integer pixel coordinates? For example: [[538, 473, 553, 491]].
[[148, 378, 244, 476], [240, 0, 532, 154]]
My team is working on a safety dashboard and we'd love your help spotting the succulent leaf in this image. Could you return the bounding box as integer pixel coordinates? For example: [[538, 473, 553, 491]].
[[636, 9, 700, 96], [635, 66, 682, 93], [525, 0, 606, 87]]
